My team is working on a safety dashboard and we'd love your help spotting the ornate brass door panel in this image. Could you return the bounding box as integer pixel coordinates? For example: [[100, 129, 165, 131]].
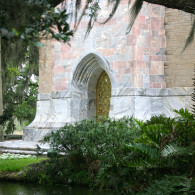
[[96, 71, 111, 117]]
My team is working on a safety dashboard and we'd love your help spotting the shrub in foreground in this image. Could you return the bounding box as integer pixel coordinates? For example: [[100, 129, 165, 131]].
[[27, 109, 195, 194]]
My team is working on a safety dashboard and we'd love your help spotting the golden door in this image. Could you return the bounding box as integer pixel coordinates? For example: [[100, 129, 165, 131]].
[[96, 71, 111, 117]]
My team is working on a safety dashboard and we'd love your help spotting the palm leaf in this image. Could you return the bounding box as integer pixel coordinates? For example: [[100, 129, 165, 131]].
[[183, 13, 195, 51], [139, 175, 193, 195], [126, 0, 143, 34], [126, 143, 160, 159], [123, 142, 161, 169], [101, 0, 122, 24], [161, 143, 192, 158]]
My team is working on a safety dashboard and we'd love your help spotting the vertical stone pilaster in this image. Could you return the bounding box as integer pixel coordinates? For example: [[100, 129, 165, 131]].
[[39, 39, 53, 94], [165, 9, 195, 87]]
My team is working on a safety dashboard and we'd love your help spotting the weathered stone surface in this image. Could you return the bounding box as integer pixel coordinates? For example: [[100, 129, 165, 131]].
[[110, 96, 135, 118]]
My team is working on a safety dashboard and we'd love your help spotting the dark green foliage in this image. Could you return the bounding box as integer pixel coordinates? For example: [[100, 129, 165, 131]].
[[47, 148, 60, 160], [138, 175, 195, 195], [37, 109, 194, 194], [174, 108, 195, 146], [0, 0, 73, 42], [0, 0, 73, 135], [44, 117, 138, 165], [135, 115, 174, 147], [0, 64, 38, 134], [130, 109, 194, 177], [24, 158, 90, 185]]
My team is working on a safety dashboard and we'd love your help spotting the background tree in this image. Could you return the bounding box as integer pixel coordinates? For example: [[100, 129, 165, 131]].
[[1, 63, 38, 134], [0, 0, 73, 140]]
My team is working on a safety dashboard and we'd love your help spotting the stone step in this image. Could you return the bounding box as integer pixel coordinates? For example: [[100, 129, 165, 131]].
[[0, 140, 50, 156], [4, 134, 23, 140], [0, 149, 47, 156], [0, 145, 48, 152], [0, 146, 43, 152]]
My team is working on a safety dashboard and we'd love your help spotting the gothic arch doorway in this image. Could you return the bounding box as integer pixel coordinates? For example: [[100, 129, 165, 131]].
[[96, 71, 111, 117], [70, 52, 114, 122]]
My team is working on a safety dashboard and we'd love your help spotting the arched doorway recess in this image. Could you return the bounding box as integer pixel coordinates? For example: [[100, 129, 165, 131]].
[[70, 52, 114, 121]]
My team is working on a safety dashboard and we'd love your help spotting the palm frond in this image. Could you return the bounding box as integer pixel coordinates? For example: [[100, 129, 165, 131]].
[[101, 0, 122, 24], [139, 175, 193, 195], [161, 143, 192, 158], [126, 0, 143, 34], [124, 142, 160, 169], [74, 0, 82, 25], [74, 1, 89, 31], [183, 13, 195, 51]]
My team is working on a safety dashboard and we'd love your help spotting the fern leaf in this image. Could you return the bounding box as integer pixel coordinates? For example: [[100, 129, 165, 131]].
[[124, 142, 160, 164], [139, 175, 192, 195], [161, 143, 192, 158]]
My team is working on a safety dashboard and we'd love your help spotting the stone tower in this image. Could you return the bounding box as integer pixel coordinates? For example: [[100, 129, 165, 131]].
[[23, 1, 194, 141]]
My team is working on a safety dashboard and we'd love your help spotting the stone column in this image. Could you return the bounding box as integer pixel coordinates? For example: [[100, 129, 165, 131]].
[[23, 38, 55, 141]]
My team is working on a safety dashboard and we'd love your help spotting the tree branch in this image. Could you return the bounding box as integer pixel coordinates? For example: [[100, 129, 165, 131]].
[[48, 0, 195, 15], [144, 0, 195, 14]]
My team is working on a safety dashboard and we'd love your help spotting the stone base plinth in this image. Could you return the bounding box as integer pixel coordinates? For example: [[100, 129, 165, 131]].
[[23, 128, 57, 142], [23, 87, 193, 142]]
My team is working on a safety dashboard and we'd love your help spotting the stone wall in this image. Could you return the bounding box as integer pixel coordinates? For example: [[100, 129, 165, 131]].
[[39, 39, 53, 94], [52, 1, 166, 91], [165, 9, 195, 87]]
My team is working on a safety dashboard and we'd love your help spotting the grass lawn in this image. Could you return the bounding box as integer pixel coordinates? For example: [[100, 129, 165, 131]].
[[0, 158, 45, 172]]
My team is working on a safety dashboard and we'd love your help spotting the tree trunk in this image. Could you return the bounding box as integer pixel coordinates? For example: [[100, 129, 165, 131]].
[[0, 38, 4, 141]]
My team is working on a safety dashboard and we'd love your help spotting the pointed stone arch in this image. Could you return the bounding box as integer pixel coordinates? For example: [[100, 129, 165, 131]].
[[70, 51, 115, 121]]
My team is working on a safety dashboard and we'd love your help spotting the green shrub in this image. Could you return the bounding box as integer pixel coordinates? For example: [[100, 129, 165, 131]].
[[122, 109, 195, 193], [39, 109, 195, 194], [44, 117, 138, 165], [24, 158, 90, 185], [138, 175, 195, 195], [43, 117, 140, 192]]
